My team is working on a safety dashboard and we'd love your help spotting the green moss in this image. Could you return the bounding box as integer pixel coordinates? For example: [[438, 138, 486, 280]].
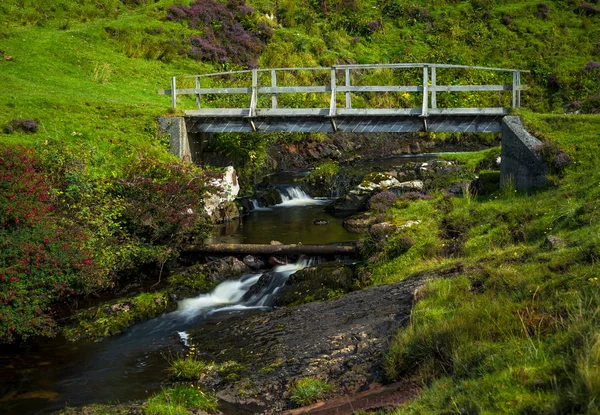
[[361, 172, 394, 186], [167, 271, 213, 295], [62, 291, 176, 342], [258, 359, 283, 375]]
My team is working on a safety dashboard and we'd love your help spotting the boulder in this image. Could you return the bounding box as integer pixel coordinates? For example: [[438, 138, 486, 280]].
[[243, 255, 265, 270], [274, 261, 355, 307], [260, 187, 283, 206], [544, 235, 566, 250], [210, 202, 240, 223], [355, 172, 401, 194], [204, 166, 240, 221], [325, 193, 370, 213]]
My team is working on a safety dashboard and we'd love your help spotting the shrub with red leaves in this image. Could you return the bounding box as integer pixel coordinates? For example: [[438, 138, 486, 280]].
[[113, 155, 217, 245], [0, 147, 95, 343]]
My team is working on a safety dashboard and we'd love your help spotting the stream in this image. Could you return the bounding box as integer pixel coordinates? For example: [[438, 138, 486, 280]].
[[0, 154, 437, 414]]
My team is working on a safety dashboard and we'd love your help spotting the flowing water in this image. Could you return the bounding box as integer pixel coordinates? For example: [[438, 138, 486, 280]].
[[209, 154, 439, 245], [0, 259, 315, 414], [209, 183, 359, 245]]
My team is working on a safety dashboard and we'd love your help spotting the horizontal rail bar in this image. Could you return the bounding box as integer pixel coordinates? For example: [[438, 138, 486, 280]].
[[181, 87, 252, 95], [258, 86, 331, 93], [430, 84, 512, 92], [180, 63, 530, 80], [337, 86, 423, 93], [336, 108, 423, 116]]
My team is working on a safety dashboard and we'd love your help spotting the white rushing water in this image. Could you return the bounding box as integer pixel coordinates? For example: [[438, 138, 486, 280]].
[[277, 185, 329, 207], [176, 257, 317, 319]]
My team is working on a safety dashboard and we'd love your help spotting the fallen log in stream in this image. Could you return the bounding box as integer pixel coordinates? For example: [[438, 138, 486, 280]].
[[184, 243, 358, 256]]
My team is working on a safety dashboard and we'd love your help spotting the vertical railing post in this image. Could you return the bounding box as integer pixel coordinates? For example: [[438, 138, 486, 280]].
[[431, 66, 437, 109], [171, 76, 177, 110], [512, 71, 517, 109], [421, 65, 429, 117], [516, 71, 521, 107], [345, 68, 351, 109], [329, 67, 337, 117], [250, 69, 258, 117], [271, 69, 278, 109], [195, 76, 201, 109]]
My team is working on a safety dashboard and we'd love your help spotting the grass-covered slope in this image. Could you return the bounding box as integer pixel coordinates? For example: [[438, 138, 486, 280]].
[[365, 112, 600, 414]]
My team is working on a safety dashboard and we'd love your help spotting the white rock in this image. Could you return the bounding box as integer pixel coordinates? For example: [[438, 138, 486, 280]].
[[397, 180, 424, 191], [204, 166, 240, 216]]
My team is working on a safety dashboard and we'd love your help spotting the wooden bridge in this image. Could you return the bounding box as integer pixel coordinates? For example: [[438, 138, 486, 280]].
[[159, 63, 528, 134]]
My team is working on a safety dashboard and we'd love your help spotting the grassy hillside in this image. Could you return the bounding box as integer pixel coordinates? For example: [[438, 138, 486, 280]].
[[361, 111, 600, 414]]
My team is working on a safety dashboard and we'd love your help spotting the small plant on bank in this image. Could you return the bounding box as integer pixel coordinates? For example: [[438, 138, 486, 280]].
[[289, 377, 332, 407], [168, 354, 216, 381], [145, 385, 218, 415]]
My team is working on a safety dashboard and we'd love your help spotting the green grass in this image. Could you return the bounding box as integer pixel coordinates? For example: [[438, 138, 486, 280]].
[[289, 377, 333, 407], [145, 385, 218, 415], [168, 356, 216, 381], [371, 112, 600, 414]]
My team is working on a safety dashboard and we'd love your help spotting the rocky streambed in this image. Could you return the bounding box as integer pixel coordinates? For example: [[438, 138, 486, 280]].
[[186, 271, 432, 413]]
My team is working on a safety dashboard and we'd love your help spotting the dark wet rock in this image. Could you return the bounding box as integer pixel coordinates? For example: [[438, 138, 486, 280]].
[[469, 171, 500, 196], [325, 193, 370, 213], [237, 197, 254, 215], [175, 257, 250, 289], [189, 272, 437, 412], [544, 235, 566, 250], [243, 255, 265, 270], [261, 187, 283, 206], [211, 201, 240, 223], [269, 256, 288, 266], [313, 219, 329, 225], [447, 181, 470, 196], [274, 261, 355, 307]]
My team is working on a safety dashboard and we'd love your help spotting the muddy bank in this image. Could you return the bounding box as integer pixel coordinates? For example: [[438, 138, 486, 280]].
[[187, 272, 433, 412]]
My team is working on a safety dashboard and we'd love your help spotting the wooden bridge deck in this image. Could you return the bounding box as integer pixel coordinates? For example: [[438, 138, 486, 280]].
[[159, 63, 528, 133]]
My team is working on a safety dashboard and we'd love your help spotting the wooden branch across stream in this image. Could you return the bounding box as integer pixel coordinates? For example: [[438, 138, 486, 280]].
[[185, 243, 358, 256]]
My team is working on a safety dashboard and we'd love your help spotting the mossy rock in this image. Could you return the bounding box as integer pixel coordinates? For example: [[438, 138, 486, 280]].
[[167, 269, 214, 298], [260, 187, 283, 206], [62, 292, 176, 342], [274, 261, 355, 307], [168, 257, 250, 298]]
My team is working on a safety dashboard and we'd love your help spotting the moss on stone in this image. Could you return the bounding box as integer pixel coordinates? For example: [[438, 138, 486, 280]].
[[362, 172, 392, 186], [275, 261, 355, 307], [62, 292, 176, 342], [167, 270, 214, 298]]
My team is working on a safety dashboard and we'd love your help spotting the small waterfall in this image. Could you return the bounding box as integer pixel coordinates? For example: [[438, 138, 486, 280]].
[[250, 198, 273, 212], [276, 185, 327, 206], [176, 256, 317, 319]]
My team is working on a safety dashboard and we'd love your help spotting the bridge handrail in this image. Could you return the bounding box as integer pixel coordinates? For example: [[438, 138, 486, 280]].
[[160, 63, 529, 117]]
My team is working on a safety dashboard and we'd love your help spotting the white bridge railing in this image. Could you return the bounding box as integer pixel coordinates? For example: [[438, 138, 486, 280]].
[[159, 63, 529, 119]]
